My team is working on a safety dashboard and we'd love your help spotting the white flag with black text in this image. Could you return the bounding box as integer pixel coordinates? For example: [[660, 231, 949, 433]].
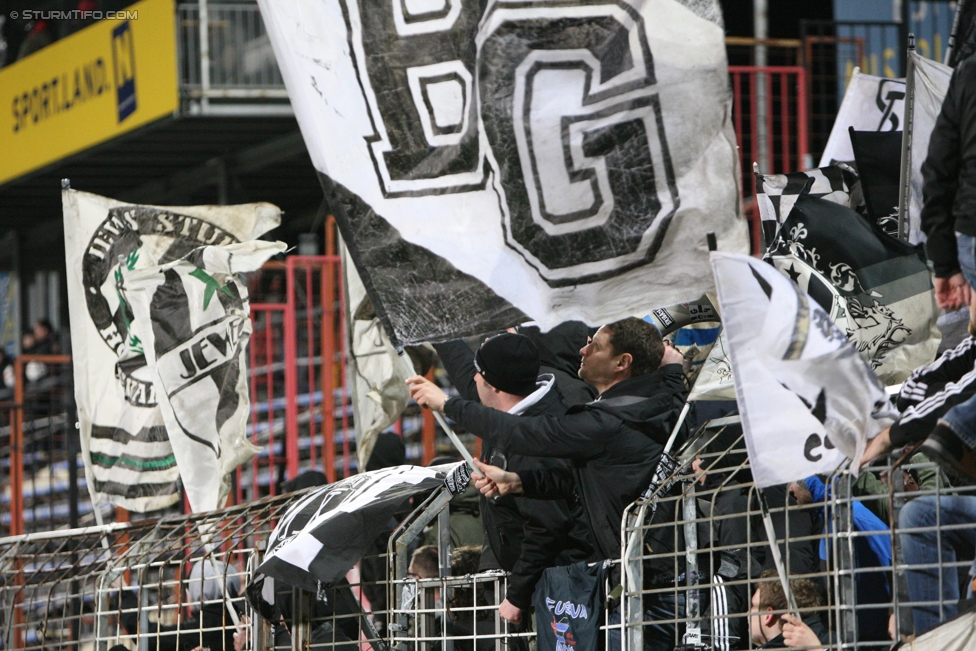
[[121, 241, 286, 512], [820, 68, 905, 167], [257, 0, 747, 344], [711, 252, 897, 488]]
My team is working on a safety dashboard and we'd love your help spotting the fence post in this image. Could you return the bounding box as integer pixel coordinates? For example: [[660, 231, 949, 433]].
[[9, 398, 23, 537], [323, 229, 338, 482], [832, 471, 858, 647], [284, 258, 300, 480], [292, 587, 312, 651]]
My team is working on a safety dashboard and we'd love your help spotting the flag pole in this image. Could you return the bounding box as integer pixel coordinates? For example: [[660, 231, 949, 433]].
[[896, 34, 916, 243], [945, 0, 968, 65], [758, 490, 800, 614], [398, 352, 475, 470], [432, 410, 476, 472]]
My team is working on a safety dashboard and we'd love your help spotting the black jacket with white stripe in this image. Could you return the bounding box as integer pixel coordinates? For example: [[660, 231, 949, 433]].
[[891, 336, 976, 447]]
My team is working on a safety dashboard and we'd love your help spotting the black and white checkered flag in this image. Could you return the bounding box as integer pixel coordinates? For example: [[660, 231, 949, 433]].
[[755, 164, 860, 250]]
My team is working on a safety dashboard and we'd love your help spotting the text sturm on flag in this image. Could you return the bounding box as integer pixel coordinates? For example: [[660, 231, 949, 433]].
[[257, 0, 747, 345]]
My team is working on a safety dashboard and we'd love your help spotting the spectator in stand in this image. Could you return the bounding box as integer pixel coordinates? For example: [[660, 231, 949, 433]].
[[29, 319, 58, 354], [409, 317, 688, 650], [409, 545, 439, 580], [748, 571, 827, 650], [860, 329, 976, 636], [919, 52, 976, 478], [0, 347, 14, 394], [791, 476, 892, 642], [447, 545, 495, 651], [896, 496, 976, 635], [431, 333, 595, 626], [511, 321, 598, 405], [121, 560, 244, 651]]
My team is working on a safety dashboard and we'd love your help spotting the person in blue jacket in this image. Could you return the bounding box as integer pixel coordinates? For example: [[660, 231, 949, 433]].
[[791, 475, 891, 642]]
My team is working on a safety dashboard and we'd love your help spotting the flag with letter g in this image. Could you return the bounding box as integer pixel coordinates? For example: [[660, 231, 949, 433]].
[[711, 252, 896, 488]]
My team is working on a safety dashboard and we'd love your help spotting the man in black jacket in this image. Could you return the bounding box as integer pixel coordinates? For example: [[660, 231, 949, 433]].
[[919, 54, 976, 476], [409, 317, 687, 565], [434, 333, 594, 626]]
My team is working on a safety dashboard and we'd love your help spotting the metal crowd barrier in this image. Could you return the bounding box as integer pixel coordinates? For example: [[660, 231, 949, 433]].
[[1, 416, 974, 651], [623, 416, 976, 650]]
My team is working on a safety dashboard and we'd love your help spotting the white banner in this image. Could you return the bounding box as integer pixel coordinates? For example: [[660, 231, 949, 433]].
[[122, 242, 284, 512], [257, 0, 747, 343], [711, 252, 896, 488], [341, 239, 412, 471], [907, 52, 952, 245], [820, 68, 905, 167], [63, 189, 280, 511]]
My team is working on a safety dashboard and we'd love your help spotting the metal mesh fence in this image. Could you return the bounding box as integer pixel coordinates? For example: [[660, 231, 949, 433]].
[[2, 416, 974, 651]]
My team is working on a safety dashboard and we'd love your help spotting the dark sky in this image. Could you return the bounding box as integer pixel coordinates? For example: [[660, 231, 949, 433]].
[[720, 0, 834, 38]]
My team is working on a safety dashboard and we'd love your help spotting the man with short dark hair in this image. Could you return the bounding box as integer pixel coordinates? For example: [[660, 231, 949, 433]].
[[408, 316, 686, 564], [409, 318, 687, 650], [409, 546, 439, 580]]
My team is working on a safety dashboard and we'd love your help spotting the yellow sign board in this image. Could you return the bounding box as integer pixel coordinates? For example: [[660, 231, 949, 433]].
[[0, 0, 178, 186]]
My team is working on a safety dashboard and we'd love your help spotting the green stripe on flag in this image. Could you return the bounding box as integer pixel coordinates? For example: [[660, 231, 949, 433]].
[[90, 452, 177, 470]]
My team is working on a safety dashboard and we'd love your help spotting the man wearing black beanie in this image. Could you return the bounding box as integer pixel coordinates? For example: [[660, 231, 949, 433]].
[[430, 332, 594, 627], [410, 318, 688, 651]]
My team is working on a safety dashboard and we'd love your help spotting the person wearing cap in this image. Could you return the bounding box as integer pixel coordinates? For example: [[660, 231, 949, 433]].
[[409, 318, 687, 649], [431, 333, 595, 626], [408, 317, 687, 566]]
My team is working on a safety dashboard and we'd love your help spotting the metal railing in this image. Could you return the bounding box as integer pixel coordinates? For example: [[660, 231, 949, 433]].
[[729, 66, 809, 255], [177, 2, 291, 114], [1, 413, 974, 651]]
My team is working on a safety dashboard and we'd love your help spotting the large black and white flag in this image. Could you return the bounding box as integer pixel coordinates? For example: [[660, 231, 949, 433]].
[[906, 52, 952, 244], [121, 241, 285, 512], [820, 68, 905, 166], [63, 190, 280, 511], [257, 0, 747, 345], [711, 252, 897, 488], [764, 195, 940, 383], [246, 464, 449, 619]]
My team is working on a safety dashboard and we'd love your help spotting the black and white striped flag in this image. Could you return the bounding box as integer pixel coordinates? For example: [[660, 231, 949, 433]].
[[246, 465, 449, 619]]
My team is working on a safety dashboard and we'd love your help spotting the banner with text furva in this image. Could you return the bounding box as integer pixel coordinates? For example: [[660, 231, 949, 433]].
[[0, 0, 178, 186]]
